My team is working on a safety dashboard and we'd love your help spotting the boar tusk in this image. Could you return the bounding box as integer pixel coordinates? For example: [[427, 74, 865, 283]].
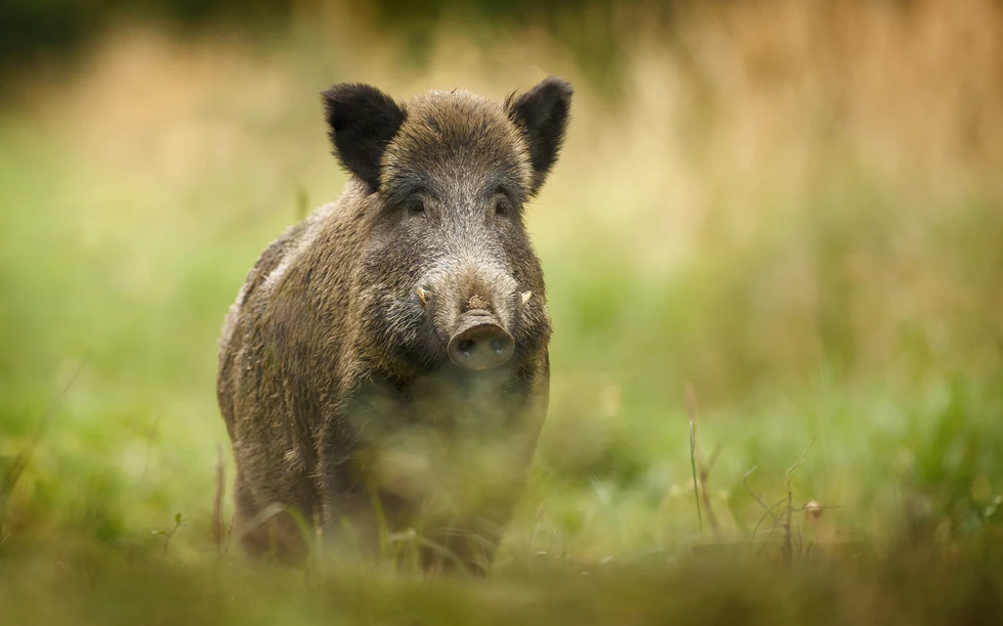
[[520, 291, 533, 306], [416, 287, 428, 307]]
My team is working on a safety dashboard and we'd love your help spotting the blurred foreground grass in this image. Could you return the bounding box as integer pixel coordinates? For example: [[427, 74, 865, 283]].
[[2, 0, 1003, 623]]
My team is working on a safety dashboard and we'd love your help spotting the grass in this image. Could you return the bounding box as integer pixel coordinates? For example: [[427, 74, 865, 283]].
[[2, 1, 1003, 623]]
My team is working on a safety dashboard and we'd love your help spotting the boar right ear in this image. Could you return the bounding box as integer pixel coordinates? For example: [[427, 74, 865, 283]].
[[321, 83, 405, 190], [506, 76, 573, 195]]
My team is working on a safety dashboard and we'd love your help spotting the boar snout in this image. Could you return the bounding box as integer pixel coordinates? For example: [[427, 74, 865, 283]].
[[447, 310, 514, 371]]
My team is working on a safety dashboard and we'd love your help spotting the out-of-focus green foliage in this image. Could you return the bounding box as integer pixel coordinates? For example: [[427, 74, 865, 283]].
[[3, 537, 1003, 625], [2, 0, 683, 92], [1, 0, 290, 70]]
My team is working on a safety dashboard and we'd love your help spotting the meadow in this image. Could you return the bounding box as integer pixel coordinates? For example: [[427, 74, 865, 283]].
[[2, 1, 1003, 623]]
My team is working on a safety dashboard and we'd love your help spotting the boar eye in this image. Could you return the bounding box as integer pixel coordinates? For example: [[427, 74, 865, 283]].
[[407, 197, 426, 217], [495, 198, 512, 217]]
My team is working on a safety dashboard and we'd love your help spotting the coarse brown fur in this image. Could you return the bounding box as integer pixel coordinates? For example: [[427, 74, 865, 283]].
[[217, 77, 572, 573]]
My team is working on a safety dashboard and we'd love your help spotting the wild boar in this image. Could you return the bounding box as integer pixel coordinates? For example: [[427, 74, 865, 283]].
[[216, 77, 572, 573]]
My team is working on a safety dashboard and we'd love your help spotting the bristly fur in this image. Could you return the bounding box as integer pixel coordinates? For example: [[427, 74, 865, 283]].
[[322, 83, 407, 190], [505, 77, 573, 194], [218, 77, 572, 573]]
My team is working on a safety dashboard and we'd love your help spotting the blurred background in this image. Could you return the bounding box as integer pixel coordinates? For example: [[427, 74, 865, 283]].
[[2, 0, 1002, 571]]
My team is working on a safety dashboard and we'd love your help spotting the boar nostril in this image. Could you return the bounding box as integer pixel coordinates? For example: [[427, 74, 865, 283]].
[[448, 315, 515, 371]]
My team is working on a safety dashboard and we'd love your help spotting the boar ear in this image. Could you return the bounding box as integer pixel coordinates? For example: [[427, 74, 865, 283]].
[[321, 83, 406, 190], [506, 77, 573, 194]]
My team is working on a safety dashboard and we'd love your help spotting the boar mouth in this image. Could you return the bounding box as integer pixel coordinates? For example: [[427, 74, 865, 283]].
[[447, 309, 515, 371]]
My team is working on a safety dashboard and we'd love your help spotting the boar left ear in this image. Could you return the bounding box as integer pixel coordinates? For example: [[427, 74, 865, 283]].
[[506, 76, 573, 194], [321, 83, 406, 191]]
